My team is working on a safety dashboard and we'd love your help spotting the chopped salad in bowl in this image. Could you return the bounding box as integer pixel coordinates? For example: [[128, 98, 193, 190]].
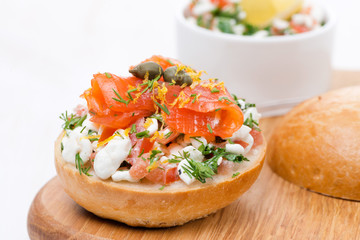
[[185, 0, 327, 37]]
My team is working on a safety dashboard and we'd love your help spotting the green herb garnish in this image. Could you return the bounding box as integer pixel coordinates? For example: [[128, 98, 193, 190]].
[[105, 72, 112, 78], [218, 96, 237, 105], [232, 172, 240, 178], [168, 158, 181, 163], [59, 111, 87, 130], [159, 185, 165, 190], [75, 153, 92, 176], [243, 113, 260, 131], [136, 130, 150, 139], [182, 159, 216, 183], [140, 74, 161, 94], [166, 59, 174, 65], [138, 149, 144, 158], [211, 88, 220, 93], [130, 124, 137, 134], [165, 131, 173, 139], [207, 123, 213, 134], [191, 94, 198, 103], [112, 88, 130, 106], [154, 100, 170, 115]]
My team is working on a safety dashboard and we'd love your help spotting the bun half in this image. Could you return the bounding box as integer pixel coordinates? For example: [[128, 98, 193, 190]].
[[267, 86, 360, 200], [55, 132, 266, 227]]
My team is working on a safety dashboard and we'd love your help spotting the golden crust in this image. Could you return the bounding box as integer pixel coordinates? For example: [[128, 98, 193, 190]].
[[267, 86, 360, 200], [55, 132, 266, 227]]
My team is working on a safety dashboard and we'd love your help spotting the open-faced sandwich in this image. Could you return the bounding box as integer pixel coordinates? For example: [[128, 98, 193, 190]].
[[56, 55, 266, 227]]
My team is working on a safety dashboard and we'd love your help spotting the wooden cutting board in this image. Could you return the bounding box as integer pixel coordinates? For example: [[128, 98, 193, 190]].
[[27, 71, 360, 240]]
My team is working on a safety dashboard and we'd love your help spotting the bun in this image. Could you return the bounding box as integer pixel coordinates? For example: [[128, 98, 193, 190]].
[[267, 86, 360, 200], [55, 132, 266, 227]]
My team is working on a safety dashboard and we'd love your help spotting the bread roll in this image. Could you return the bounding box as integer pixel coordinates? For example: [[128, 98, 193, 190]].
[[55, 132, 266, 227], [267, 86, 360, 200]]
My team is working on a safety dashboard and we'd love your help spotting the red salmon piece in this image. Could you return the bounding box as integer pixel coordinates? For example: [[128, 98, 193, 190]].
[[91, 110, 152, 130], [234, 140, 249, 149], [250, 129, 263, 148]]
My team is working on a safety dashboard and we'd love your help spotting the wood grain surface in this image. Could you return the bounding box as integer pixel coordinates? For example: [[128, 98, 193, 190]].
[[27, 71, 360, 240]]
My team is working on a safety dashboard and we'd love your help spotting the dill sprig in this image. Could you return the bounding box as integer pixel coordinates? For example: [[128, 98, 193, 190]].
[[182, 158, 216, 183], [59, 111, 87, 130], [75, 153, 92, 176], [178, 142, 249, 184], [243, 113, 260, 131]]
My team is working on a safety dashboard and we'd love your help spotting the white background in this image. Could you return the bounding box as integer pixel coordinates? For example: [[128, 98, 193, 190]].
[[1, 0, 359, 238]]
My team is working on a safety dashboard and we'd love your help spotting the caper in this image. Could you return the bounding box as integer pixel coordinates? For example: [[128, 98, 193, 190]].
[[163, 66, 193, 86], [129, 61, 164, 80]]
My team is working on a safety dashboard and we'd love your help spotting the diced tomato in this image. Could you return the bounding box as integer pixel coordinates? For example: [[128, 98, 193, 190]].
[[164, 167, 179, 184], [210, 0, 230, 8], [290, 22, 310, 33], [145, 166, 179, 185], [145, 168, 164, 184]]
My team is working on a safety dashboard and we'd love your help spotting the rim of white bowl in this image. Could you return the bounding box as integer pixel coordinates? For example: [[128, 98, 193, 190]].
[[176, 1, 336, 43]]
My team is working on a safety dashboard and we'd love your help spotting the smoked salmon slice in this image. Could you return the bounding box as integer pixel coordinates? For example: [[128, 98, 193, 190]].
[[163, 81, 243, 139], [83, 56, 243, 139], [83, 73, 155, 129]]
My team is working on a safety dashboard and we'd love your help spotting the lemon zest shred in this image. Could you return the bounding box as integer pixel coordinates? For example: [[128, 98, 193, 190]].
[[179, 97, 190, 108], [156, 83, 168, 104], [81, 135, 100, 140], [180, 83, 187, 88], [146, 160, 159, 172], [97, 133, 123, 148], [124, 128, 130, 137], [150, 131, 160, 142], [144, 118, 153, 129], [170, 91, 187, 106]]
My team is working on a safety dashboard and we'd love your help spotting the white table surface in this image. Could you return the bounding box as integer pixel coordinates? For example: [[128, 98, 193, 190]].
[[1, 0, 359, 238]]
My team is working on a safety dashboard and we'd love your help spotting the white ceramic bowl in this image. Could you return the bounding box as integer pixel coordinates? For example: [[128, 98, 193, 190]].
[[175, 3, 336, 116]]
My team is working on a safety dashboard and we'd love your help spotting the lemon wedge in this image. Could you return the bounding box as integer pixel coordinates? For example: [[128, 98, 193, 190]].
[[240, 0, 303, 28]]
